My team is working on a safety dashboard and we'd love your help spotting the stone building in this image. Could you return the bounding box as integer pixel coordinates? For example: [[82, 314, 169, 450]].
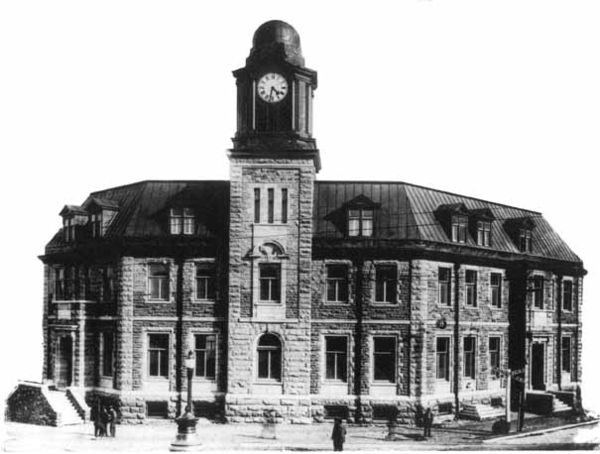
[[37, 20, 585, 424]]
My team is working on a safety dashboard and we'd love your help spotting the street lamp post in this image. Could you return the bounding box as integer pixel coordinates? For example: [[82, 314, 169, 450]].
[[170, 350, 201, 451]]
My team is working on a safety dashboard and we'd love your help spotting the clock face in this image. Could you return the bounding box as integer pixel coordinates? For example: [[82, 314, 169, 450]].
[[257, 73, 288, 103]]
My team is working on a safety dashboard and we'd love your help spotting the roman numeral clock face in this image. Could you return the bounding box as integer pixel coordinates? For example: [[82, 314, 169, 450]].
[[257, 73, 288, 103]]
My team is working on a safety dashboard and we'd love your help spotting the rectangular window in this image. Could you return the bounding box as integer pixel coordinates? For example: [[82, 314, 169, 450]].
[[438, 267, 451, 306], [267, 188, 274, 223], [148, 334, 169, 377], [195, 334, 216, 379], [83, 266, 92, 300], [519, 229, 532, 252], [149, 264, 169, 300], [102, 332, 114, 377], [170, 208, 183, 234], [533, 276, 544, 309], [281, 188, 288, 223], [465, 270, 477, 307], [348, 209, 373, 237], [373, 337, 396, 382], [326, 265, 348, 303], [562, 280, 573, 312], [196, 263, 216, 300], [477, 221, 491, 247], [490, 273, 502, 308], [436, 337, 450, 380], [489, 337, 500, 372], [325, 336, 347, 382], [451, 215, 468, 243], [54, 267, 65, 300], [63, 218, 75, 242], [259, 264, 281, 302], [463, 337, 476, 379], [103, 265, 114, 302], [254, 188, 261, 223], [375, 265, 396, 303], [91, 213, 103, 238], [561, 337, 571, 373], [183, 208, 194, 235]]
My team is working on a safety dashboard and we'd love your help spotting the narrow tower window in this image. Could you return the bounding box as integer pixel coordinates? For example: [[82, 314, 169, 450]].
[[254, 188, 261, 223], [268, 188, 274, 223], [281, 188, 288, 223]]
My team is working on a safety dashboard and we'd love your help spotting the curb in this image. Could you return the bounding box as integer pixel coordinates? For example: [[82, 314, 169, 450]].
[[483, 419, 599, 443]]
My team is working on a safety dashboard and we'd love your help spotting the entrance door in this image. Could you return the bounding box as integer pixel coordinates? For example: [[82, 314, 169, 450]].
[[531, 342, 545, 390], [56, 336, 73, 388]]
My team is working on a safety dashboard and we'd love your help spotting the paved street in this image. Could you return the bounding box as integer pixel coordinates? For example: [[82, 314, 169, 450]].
[[2, 416, 598, 452]]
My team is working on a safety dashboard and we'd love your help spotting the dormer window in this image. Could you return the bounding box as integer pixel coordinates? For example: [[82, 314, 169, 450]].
[[91, 213, 103, 238], [451, 215, 468, 243], [519, 228, 532, 253], [170, 208, 194, 235], [63, 218, 75, 242], [504, 216, 535, 253], [476, 221, 491, 247], [348, 208, 373, 237]]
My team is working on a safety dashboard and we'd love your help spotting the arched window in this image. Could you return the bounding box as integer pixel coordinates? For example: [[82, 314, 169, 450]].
[[257, 333, 282, 381]]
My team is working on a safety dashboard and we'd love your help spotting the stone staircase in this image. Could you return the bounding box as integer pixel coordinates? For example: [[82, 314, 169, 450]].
[[44, 389, 85, 426], [552, 394, 573, 414], [460, 403, 505, 421]]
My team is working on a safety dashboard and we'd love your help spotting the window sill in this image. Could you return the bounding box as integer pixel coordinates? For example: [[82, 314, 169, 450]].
[[147, 299, 172, 303], [146, 376, 169, 381], [257, 301, 282, 305], [323, 301, 349, 306], [194, 299, 216, 304], [372, 302, 398, 306]]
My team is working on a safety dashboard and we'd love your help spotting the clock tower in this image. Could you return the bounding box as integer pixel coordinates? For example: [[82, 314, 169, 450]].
[[226, 20, 318, 420], [231, 20, 320, 169]]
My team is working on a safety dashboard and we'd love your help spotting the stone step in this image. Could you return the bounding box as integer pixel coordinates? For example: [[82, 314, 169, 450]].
[[45, 390, 84, 426], [460, 404, 505, 421]]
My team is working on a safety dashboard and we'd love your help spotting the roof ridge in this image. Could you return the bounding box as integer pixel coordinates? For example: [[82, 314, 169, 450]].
[[90, 179, 229, 195], [315, 180, 541, 215]]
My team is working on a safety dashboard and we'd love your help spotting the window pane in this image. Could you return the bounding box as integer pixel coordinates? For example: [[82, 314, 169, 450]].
[[348, 219, 360, 236], [270, 350, 281, 380], [258, 351, 269, 378], [149, 351, 159, 376], [254, 188, 261, 223], [374, 337, 395, 382], [361, 219, 373, 237], [267, 188, 274, 224], [281, 188, 288, 223]]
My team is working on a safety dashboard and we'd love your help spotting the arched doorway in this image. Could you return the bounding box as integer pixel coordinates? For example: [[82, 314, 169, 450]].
[[56, 335, 73, 388]]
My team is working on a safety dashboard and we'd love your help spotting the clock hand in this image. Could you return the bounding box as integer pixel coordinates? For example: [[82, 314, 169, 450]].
[[269, 86, 277, 101]]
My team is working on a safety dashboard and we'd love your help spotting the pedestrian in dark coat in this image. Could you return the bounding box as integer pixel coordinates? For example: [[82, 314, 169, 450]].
[[91, 403, 100, 437], [99, 405, 109, 437], [423, 408, 433, 438], [331, 418, 346, 451], [108, 406, 117, 437]]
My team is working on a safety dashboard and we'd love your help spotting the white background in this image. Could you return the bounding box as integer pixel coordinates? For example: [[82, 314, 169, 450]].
[[1, 0, 599, 418]]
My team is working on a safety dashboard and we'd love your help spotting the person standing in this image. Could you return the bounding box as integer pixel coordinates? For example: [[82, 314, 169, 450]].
[[91, 402, 100, 437], [107, 406, 117, 437], [423, 408, 433, 438], [99, 405, 109, 437], [331, 418, 346, 451]]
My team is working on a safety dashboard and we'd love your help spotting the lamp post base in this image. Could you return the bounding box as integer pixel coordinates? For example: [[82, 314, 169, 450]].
[[169, 413, 201, 452]]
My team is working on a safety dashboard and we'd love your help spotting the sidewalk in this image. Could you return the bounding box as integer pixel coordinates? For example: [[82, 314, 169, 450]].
[[2, 413, 597, 452]]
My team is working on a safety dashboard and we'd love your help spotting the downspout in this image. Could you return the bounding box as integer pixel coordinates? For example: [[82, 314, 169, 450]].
[[354, 253, 365, 423], [453, 262, 460, 420], [250, 224, 255, 317], [407, 259, 413, 397], [175, 255, 185, 416], [556, 274, 563, 391]]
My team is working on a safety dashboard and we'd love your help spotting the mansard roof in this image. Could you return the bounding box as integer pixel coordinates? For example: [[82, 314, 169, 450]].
[[313, 180, 581, 263], [45, 178, 581, 265]]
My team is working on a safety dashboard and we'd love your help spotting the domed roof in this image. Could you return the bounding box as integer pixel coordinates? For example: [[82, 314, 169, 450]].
[[249, 20, 304, 66]]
